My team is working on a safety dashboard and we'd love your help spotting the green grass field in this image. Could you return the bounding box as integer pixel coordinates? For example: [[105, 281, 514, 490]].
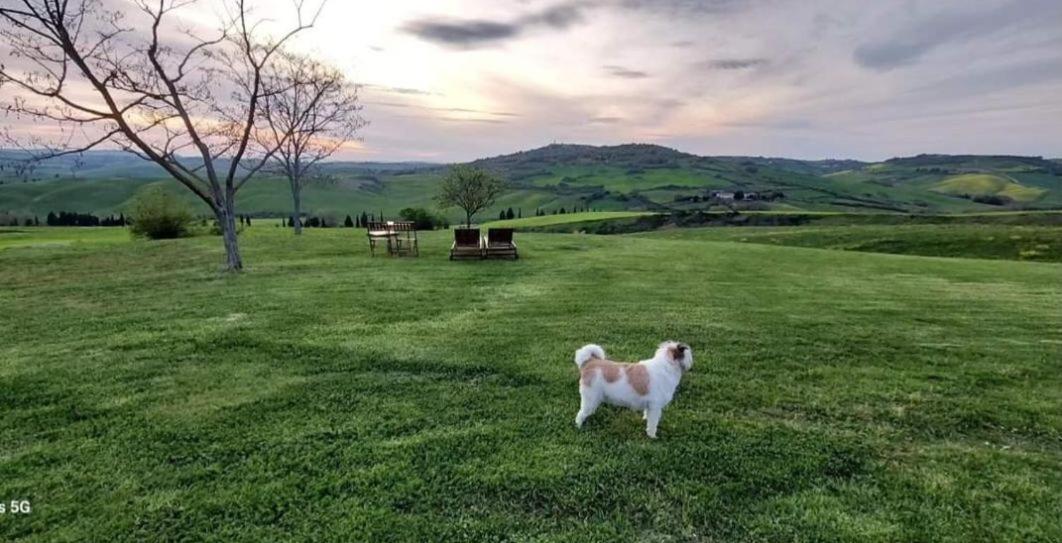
[[931, 174, 1046, 202], [1, 226, 1060, 541], [5, 147, 1061, 221], [634, 224, 1062, 262], [484, 211, 655, 229]]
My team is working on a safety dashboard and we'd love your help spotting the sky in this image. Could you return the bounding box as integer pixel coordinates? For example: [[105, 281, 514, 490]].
[[5, 0, 1062, 162], [290, 0, 1062, 162]]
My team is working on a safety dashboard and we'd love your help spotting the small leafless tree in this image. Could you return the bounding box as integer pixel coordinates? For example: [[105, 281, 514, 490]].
[[436, 165, 506, 228], [70, 152, 84, 178], [0, 0, 324, 271], [258, 50, 365, 235]]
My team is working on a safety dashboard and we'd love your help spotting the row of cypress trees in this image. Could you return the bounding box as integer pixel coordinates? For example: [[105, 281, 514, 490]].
[[532, 206, 597, 216], [282, 212, 380, 228]]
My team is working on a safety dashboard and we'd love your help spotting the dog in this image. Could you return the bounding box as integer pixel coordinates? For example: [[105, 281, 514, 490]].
[[573, 341, 693, 438]]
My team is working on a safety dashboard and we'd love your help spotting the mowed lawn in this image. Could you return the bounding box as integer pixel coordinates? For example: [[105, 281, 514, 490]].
[[1, 227, 1060, 542], [635, 224, 1062, 263]]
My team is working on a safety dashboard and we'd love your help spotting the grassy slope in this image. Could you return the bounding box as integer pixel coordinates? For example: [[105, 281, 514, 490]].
[[931, 174, 1046, 202], [1, 227, 1060, 541], [828, 164, 1062, 211], [633, 224, 1062, 262], [0, 174, 618, 225], [483, 211, 654, 229], [5, 152, 1061, 220]]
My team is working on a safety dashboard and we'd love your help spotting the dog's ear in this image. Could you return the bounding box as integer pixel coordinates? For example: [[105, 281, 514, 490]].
[[668, 343, 686, 361], [669, 343, 692, 371]]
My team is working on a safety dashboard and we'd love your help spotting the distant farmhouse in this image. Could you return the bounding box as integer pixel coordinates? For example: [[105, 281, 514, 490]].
[[674, 189, 784, 205], [709, 190, 773, 201]]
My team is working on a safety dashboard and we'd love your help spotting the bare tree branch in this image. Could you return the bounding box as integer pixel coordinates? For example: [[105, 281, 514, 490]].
[[254, 48, 365, 234], [0, 0, 326, 270]]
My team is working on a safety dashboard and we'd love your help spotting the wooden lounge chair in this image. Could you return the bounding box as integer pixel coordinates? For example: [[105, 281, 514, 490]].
[[483, 228, 518, 260], [450, 228, 483, 260]]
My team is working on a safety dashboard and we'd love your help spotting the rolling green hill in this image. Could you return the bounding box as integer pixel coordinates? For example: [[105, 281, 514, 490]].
[[931, 173, 1045, 202], [483, 211, 655, 229], [2, 146, 1061, 220], [633, 224, 1062, 262]]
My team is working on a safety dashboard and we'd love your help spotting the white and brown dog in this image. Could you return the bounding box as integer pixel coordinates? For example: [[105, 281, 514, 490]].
[[574, 342, 693, 438]]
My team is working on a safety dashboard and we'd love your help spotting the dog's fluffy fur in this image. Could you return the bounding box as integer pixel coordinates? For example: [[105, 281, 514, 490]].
[[573, 341, 693, 438]]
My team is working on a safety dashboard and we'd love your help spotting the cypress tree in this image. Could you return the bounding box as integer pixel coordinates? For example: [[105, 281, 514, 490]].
[[344, 215, 354, 227]]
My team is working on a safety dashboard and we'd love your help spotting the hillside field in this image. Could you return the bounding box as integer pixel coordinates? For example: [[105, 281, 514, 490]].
[[634, 224, 1062, 262], [1, 226, 1060, 541], [3, 147, 1061, 221], [483, 211, 655, 229]]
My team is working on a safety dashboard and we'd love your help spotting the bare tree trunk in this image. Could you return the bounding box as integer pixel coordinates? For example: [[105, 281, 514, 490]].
[[466, 211, 472, 228], [291, 181, 303, 235], [0, 0, 324, 274], [215, 203, 243, 271]]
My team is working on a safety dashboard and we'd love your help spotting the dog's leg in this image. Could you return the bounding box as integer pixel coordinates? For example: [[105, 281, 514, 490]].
[[642, 409, 648, 420], [645, 406, 663, 439], [575, 388, 600, 428]]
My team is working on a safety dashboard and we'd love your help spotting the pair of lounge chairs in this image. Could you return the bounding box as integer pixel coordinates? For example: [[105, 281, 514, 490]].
[[450, 228, 518, 260]]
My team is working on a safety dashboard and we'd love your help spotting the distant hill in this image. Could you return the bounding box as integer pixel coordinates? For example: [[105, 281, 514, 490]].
[[716, 156, 868, 176], [1, 145, 1060, 219]]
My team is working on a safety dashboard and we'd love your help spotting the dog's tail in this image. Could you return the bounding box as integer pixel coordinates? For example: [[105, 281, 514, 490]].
[[574, 344, 606, 368]]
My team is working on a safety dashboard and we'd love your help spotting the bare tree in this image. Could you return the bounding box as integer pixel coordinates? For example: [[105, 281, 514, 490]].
[[258, 50, 365, 235], [0, 0, 324, 270], [436, 165, 506, 228]]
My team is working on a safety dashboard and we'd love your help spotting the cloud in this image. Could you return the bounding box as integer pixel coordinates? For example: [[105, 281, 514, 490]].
[[616, 0, 752, 15], [853, 0, 1061, 70], [364, 100, 519, 119], [401, 3, 586, 49], [702, 58, 767, 70], [444, 107, 520, 117], [603, 65, 649, 78], [362, 84, 438, 96], [884, 56, 1062, 108], [401, 19, 518, 48], [524, 4, 585, 30], [437, 117, 509, 124], [724, 118, 813, 130]]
